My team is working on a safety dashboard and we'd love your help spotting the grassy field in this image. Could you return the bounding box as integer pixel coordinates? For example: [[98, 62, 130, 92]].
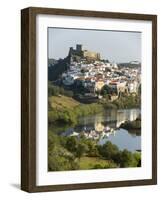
[[79, 156, 111, 169], [49, 95, 80, 109]]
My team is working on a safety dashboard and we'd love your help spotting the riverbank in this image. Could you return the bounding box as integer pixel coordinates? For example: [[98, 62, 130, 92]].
[[48, 95, 103, 125], [100, 94, 141, 109], [48, 94, 140, 125]]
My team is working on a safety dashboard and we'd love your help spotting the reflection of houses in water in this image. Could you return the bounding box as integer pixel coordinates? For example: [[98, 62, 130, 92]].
[[116, 109, 140, 127], [101, 128, 116, 139], [94, 122, 104, 132], [129, 110, 140, 121], [101, 120, 117, 129], [82, 127, 116, 140], [116, 111, 127, 127], [61, 109, 141, 141], [61, 122, 117, 140]]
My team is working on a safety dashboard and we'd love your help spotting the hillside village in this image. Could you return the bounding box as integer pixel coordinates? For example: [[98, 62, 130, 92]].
[[49, 44, 141, 101]]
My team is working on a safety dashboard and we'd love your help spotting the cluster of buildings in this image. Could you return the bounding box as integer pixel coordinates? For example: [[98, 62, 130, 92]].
[[61, 44, 141, 100]]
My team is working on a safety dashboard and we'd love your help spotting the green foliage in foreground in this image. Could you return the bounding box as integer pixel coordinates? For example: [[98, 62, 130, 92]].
[[48, 131, 141, 171], [48, 131, 79, 171], [98, 141, 141, 168]]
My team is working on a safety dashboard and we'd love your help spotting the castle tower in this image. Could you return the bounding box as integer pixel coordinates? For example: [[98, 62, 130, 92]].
[[68, 47, 73, 56], [76, 44, 82, 52]]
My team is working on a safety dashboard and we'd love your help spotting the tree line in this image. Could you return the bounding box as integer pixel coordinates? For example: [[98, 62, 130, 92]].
[[48, 131, 141, 171]]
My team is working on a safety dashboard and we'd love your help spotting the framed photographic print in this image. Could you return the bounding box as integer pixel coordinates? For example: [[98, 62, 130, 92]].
[[21, 7, 157, 192]]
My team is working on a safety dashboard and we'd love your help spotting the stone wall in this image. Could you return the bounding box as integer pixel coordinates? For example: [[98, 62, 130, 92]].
[[83, 50, 100, 60]]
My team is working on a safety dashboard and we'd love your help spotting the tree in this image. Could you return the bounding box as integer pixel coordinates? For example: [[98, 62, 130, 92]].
[[48, 82, 73, 97], [101, 85, 110, 96], [65, 137, 78, 153], [75, 143, 87, 159], [112, 151, 122, 165], [48, 131, 79, 171], [48, 146, 79, 171], [119, 149, 133, 167], [48, 83, 59, 96], [98, 141, 119, 160], [86, 140, 99, 157], [133, 152, 141, 167]]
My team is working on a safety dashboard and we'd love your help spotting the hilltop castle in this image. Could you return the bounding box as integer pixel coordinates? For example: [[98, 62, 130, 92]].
[[68, 44, 101, 61]]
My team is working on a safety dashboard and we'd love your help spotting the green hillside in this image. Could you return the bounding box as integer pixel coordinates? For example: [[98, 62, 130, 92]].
[[49, 95, 80, 110]]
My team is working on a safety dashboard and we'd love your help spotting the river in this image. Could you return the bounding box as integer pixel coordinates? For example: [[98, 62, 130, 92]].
[[57, 109, 141, 152]]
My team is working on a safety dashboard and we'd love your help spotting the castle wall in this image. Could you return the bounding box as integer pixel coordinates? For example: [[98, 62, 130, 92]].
[[69, 45, 100, 61], [83, 50, 100, 60]]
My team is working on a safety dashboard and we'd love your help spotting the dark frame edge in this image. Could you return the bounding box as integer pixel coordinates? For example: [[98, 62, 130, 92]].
[[23, 7, 157, 20], [152, 15, 157, 185], [21, 8, 30, 192], [21, 7, 37, 192], [28, 179, 155, 193]]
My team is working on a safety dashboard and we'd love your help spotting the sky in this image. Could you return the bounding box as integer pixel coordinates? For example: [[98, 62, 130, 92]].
[[48, 28, 141, 63]]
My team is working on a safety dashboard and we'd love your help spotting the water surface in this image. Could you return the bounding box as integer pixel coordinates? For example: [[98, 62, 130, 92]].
[[57, 109, 141, 152]]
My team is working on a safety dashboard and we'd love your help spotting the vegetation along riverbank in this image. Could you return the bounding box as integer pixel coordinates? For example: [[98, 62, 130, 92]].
[[48, 83, 140, 125]]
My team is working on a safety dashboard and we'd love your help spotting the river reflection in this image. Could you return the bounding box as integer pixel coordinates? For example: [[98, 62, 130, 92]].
[[59, 109, 141, 152]]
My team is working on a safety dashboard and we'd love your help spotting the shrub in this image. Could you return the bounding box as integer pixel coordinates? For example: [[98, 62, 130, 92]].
[[48, 82, 73, 97], [48, 131, 79, 171], [119, 149, 134, 167], [98, 141, 119, 160], [65, 137, 78, 153]]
